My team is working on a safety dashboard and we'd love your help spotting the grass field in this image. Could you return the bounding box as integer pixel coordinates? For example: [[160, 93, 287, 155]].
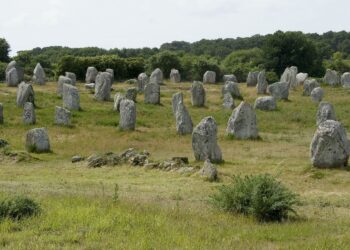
[[1, 80, 350, 249]]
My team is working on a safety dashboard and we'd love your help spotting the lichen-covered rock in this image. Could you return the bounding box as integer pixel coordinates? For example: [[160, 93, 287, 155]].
[[16, 82, 35, 107], [324, 69, 340, 87], [310, 120, 350, 168], [303, 79, 320, 96], [341, 72, 350, 88], [203, 71, 216, 84], [23, 102, 36, 125], [311, 87, 324, 103], [25, 128, 50, 153], [247, 71, 259, 87], [280, 66, 298, 89], [191, 81, 205, 107], [199, 159, 217, 181], [223, 93, 235, 109], [137, 73, 148, 92], [192, 116, 222, 162], [175, 102, 193, 135], [170, 69, 181, 83], [6, 68, 19, 87], [5, 61, 24, 86], [94, 72, 111, 101], [55, 106, 71, 126], [172, 92, 183, 115], [119, 99, 136, 131], [226, 101, 259, 139], [106, 68, 114, 84], [268, 82, 289, 100], [113, 92, 125, 112], [150, 68, 163, 85], [254, 96, 276, 111], [33, 63, 46, 85], [296, 73, 308, 85], [256, 71, 267, 94], [316, 102, 336, 125], [65, 72, 76, 85], [144, 82, 160, 104], [63, 84, 80, 110], [57, 76, 73, 97], [85, 67, 98, 83], [222, 81, 242, 99], [125, 87, 137, 102], [223, 74, 237, 83]]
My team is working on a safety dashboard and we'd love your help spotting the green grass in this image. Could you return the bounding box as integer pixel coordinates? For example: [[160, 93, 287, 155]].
[[1, 81, 350, 248]]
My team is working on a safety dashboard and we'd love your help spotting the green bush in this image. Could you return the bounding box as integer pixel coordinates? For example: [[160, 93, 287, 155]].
[[210, 174, 299, 222], [0, 62, 6, 81], [0, 195, 41, 220]]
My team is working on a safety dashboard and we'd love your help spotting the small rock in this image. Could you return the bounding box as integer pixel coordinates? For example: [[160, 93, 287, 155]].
[[199, 159, 217, 181]]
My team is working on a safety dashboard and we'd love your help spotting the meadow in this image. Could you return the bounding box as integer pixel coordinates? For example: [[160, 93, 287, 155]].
[[1, 81, 350, 249]]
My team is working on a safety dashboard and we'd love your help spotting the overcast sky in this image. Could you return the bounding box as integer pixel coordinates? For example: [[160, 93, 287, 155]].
[[1, 0, 349, 55]]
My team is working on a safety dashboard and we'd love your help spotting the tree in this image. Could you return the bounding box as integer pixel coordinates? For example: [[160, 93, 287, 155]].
[[0, 38, 10, 62], [147, 51, 181, 77]]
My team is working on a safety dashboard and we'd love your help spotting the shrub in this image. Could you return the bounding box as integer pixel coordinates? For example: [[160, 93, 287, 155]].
[[0, 196, 41, 220], [0, 62, 7, 81], [210, 174, 299, 222]]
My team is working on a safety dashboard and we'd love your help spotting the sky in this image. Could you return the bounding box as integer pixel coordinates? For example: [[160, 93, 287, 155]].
[[1, 0, 350, 55]]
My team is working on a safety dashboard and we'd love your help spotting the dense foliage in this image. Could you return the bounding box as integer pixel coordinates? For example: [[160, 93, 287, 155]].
[[0, 196, 41, 220], [0, 38, 10, 63]]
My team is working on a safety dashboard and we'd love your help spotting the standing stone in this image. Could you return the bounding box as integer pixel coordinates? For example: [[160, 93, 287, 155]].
[[63, 84, 80, 111], [199, 159, 217, 181], [175, 101, 193, 135], [341, 72, 350, 88], [55, 106, 71, 126], [23, 102, 36, 125], [191, 81, 205, 107], [223, 93, 235, 109], [303, 79, 320, 96], [310, 120, 350, 168], [113, 93, 125, 112], [106, 69, 114, 84], [172, 92, 184, 115], [33, 63, 46, 85], [150, 68, 163, 85], [311, 87, 324, 103], [137, 73, 148, 92], [25, 128, 50, 153], [125, 87, 137, 102], [119, 99, 136, 131], [280, 66, 298, 89], [324, 69, 340, 87], [16, 82, 35, 107], [0, 103, 3, 124], [203, 71, 216, 84], [223, 74, 237, 83], [65, 72, 76, 85], [226, 101, 259, 139], [296, 73, 308, 85], [5, 61, 24, 86], [85, 66, 98, 83], [222, 81, 242, 100], [57, 76, 73, 97], [256, 71, 268, 94], [254, 96, 276, 111], [316, 102, 336, 125], [192, 116, 222, 163], [6, 68, 19, 87], [144, 82, 160, 104], [94, 72, 111, 101], [268, 82, 289, 100], [170, 69, 181, 83], [247, 71, 259, 87]]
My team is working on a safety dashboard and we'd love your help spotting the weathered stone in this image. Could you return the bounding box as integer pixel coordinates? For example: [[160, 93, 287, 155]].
[[125, 87, 137, 102], [6, 61, 24, 86], [119, 99, 136, 131], [87, 154, 107, 168], [172, 92, 183, 115], [310, 120, 350, 168], [316, 102, 336, 125], [303, 79, 320, 96], [222, 81, 242, 99], [280, 66, 298, 88], [106, 68, 114, 84], [57, 76, 73, 97], [247, 71, 259, 87], [226, 101, 259, 139], [256, 71, 268, 94], [144, 82, 160, 104], [23, 102, 36, 125], [85, 83, 95, 90], [25, 128, 50, 153], [170, 69, 181, 83], [137, 73, 148, 92], [16, 82, 35, 107], [199, 159, 217, 181], [33, 63, 46, 85], [175, 102, 193, 135], [55, 106, 71, 126], [268, 82, 289, 100], [85, 67, 98, 83], [6, 68, 19, 87], [324, 69, 340, 87], [341, 72, 350, 88], [223, 74, 237, 83], [203, 71, 216, 84], [72, 155, 84, 163], [113, 92, 125, 112], [65, 72, 76, 85], [296, 73, 308, 85], [150, 68, 163, 85], [0, 103, 3, 124], [254, 96, 276, 111], [192, 116, 222, 162], [191, 81, 205, 107], [94, 72, 111, 101], [63, 84, 80, 110], [223, 93, 235, 109], [311, 87, 324, 103], [171, 157, 189, 164]]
